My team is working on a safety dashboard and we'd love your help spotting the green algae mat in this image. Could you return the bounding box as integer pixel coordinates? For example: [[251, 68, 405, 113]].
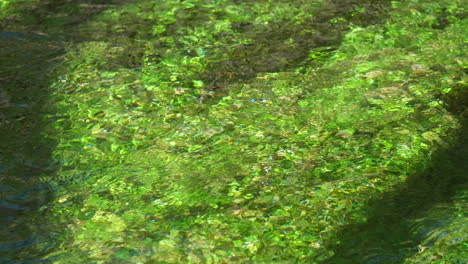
[[1, 0, 467, 263]]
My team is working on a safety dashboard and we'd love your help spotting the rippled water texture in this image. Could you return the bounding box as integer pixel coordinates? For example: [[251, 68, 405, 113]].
[[0, 31, 62, 263], [1, 0, 466, 263]]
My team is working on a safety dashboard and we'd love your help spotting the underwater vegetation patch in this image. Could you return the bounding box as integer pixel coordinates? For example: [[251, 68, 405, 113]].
[[5, 0, 461, 262]]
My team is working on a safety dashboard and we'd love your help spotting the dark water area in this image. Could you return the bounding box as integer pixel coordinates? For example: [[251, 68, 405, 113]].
[[0, 32, 51, 40], [1, 1, 136, 262], [323, 120, 468, 264], [0, 31, 63, 263]]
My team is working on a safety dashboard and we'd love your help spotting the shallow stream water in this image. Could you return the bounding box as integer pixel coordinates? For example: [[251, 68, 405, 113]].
[[0, 31, 64, 263], [1, 1, 466, 263]]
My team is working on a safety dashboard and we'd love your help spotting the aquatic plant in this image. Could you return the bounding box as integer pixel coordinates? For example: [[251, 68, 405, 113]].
[[3, 0, 466, 263]]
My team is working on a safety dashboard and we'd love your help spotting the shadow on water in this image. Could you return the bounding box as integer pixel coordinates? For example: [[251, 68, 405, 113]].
[[0, 1, 136, 263], [196, 0, 394, 106], [0, 32, 63, 264], [321, 115, 468, 264], [203, 0, 392, 85]]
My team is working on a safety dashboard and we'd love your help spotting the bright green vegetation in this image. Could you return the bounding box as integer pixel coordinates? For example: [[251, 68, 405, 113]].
[[3, 0, 466, 263], [0, 0, 14, 15]]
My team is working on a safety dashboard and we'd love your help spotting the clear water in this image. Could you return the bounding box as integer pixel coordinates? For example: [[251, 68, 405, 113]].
[[1, 0, 466, 263], [0, 31, 62, 263]]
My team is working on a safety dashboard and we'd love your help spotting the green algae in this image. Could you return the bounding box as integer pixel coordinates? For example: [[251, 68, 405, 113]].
[[2, 0, 465, 263]]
